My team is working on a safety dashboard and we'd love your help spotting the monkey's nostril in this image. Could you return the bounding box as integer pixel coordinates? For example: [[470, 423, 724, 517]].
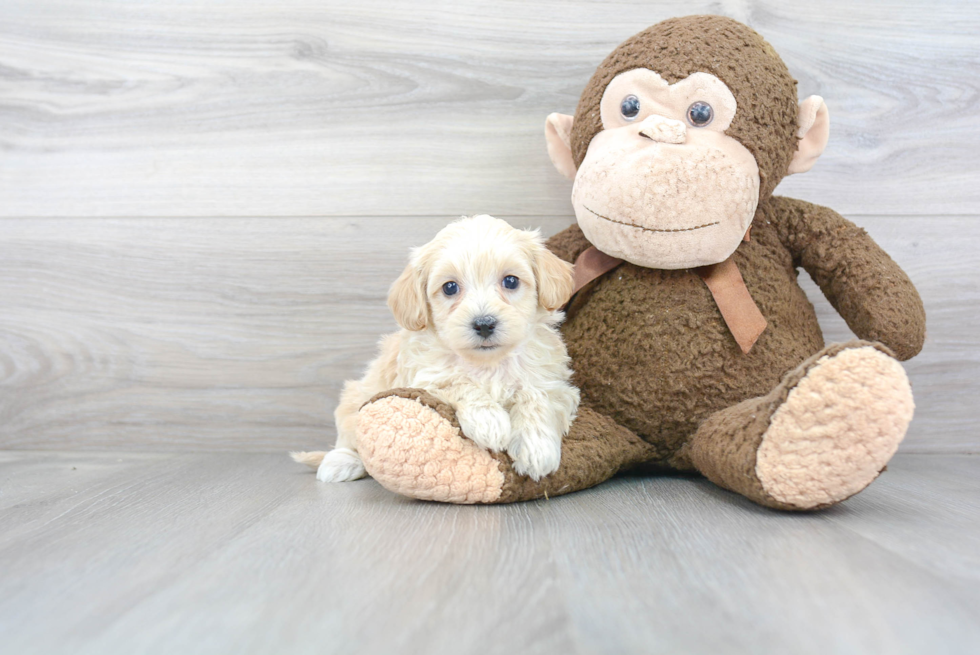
[[472, 316, 497, 339]]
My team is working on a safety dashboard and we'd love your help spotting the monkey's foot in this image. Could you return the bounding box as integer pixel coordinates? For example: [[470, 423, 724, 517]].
[[356, 389, 659, 504], [689, 341, 914, 510], [757, 343, 914, 508], [356, 389, 505, 504]]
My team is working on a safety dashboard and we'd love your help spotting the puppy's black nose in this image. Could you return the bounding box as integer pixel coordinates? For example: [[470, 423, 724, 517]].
[[472, 316, 497, 339]]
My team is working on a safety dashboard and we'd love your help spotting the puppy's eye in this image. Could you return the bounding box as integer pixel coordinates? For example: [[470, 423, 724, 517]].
[[442, 281, 459, 296], [502, 275, 519, 290], [687, 101, 714, 127], [620, 95, 640, 120]]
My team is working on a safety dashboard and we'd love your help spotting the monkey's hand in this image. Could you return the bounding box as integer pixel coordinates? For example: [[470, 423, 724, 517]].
[[772, 196, 926, 360]]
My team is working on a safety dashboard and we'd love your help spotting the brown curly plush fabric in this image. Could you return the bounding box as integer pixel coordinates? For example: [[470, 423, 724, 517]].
[[358, 389, 661, 504], [493, 406, 662, 503], [545, 18, 922, 507], [352, 16, 926, 511], [548, 196, 925, 461], [679, 341, 899, 510], [570, 15, 799, 201], [769, 199, 926, 360]]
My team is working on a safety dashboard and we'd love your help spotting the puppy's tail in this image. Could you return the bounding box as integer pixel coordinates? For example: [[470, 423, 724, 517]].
[[290, 451, 327, 469]]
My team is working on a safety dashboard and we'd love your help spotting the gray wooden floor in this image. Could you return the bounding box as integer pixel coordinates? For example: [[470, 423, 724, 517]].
[[1, 451, 978, 655]]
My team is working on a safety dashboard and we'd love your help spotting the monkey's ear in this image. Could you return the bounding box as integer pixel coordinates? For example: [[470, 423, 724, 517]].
[[545, 113, 577, 181], [788, 96, 830, 175], [534, 246, 575, 311], [387, 261, 428, 331]]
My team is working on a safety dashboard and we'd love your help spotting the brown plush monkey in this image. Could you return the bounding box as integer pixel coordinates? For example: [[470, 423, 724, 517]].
[[352, 15, 926, 510]]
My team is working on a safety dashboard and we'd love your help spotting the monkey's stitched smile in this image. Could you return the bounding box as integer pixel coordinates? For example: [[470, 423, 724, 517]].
[[584, 206, 720, 233]]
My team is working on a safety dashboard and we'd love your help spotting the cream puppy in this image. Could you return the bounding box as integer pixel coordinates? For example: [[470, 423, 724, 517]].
[[294, 214, 579, 482]]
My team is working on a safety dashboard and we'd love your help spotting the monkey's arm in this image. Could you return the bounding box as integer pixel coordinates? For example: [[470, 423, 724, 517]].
[[769, 196, 925, 360], [545, 223, 593, 264]]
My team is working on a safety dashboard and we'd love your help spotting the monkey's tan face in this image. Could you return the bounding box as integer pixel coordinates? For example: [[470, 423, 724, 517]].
[[571, 69, 760, 269]]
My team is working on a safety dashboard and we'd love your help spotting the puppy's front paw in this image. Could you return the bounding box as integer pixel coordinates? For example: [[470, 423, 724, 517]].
[[316, 447, 367, 482], [508, 430, 561, 481], [456, 404, 512, 452]]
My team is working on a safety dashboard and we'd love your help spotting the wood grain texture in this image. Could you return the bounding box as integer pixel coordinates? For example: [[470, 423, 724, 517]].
[[2, 6, 976, 653], [0, 215, 975, 452], [0, 215, 570, 451], [1, 0, 978, 217], [0, 451, 977, 654]]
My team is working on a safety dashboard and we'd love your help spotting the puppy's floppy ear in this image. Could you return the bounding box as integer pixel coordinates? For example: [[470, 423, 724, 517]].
[[534, 245, 575, 311], [388, 259, 428, 331]]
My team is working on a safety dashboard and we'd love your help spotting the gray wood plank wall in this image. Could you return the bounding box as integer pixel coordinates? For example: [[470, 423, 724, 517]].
[[1, 1, 978, 452]]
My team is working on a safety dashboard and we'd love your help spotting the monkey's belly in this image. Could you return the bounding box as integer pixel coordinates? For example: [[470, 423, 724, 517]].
[[561, 261, 825, 456]]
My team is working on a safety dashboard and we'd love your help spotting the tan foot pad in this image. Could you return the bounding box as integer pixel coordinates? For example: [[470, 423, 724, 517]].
[[357, 395, 505, 504], [757, 346, 914, 509]]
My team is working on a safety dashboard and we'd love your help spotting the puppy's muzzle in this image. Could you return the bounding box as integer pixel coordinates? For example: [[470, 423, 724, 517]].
[[472, 316, 497, 340]]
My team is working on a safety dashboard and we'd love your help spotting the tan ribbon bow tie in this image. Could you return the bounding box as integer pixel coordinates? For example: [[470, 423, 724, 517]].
[[570, 246, 767, 354]]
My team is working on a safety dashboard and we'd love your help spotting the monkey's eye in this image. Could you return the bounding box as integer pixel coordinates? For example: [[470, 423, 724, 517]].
[[442, 281, 459, 296], [502, 275, 519, 290], [620, 95, 641, 120], [687, 101, 714, 127]]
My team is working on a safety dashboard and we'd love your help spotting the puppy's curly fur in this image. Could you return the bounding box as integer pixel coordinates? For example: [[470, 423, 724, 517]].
[[293, 215, 580, 482]]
